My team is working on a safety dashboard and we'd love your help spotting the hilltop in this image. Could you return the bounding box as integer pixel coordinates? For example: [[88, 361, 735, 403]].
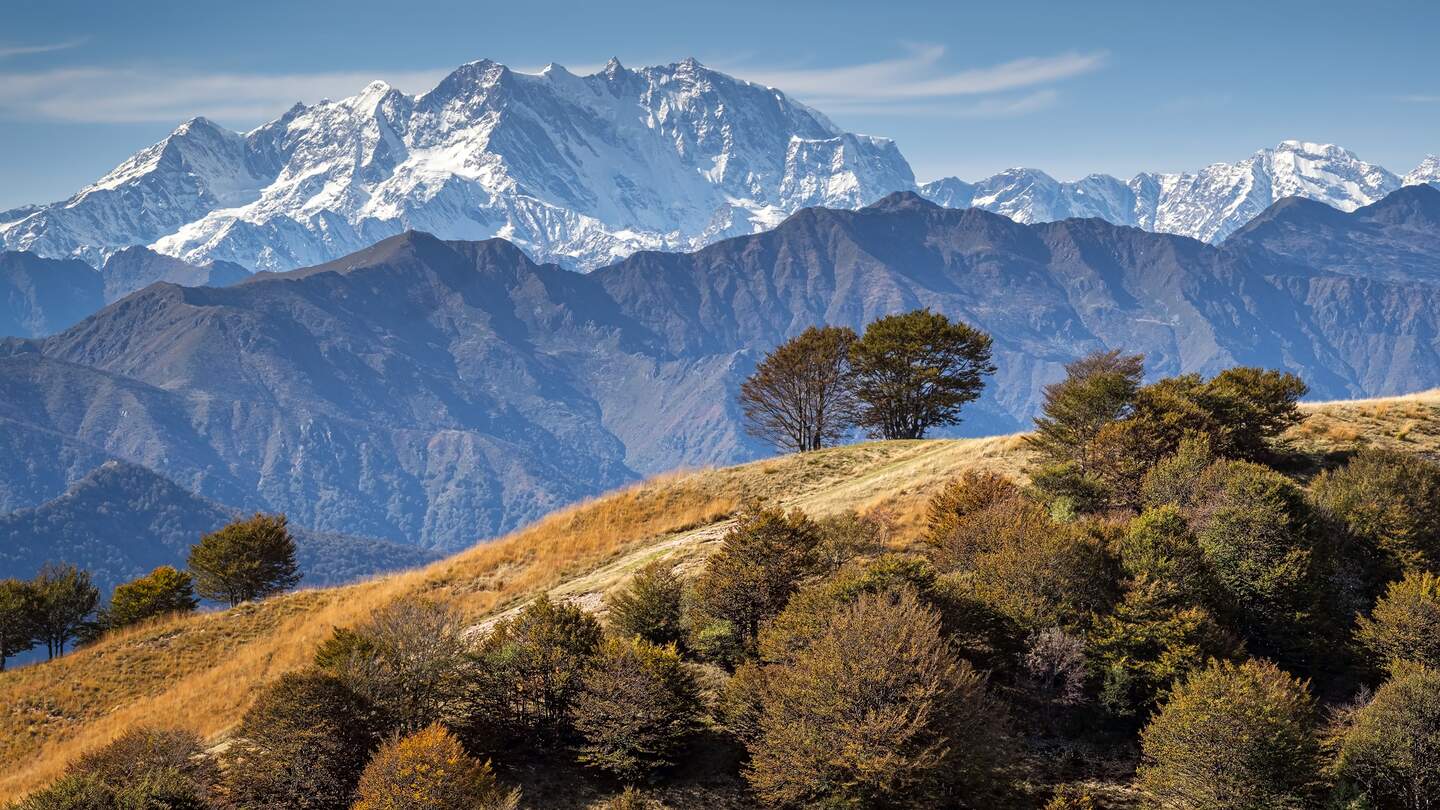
[[3, 390, 1437, 802]]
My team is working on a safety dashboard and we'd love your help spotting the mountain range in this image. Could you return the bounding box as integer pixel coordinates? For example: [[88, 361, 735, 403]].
[[0, 57, 1435, 278], [3, 184, 1439, 552]]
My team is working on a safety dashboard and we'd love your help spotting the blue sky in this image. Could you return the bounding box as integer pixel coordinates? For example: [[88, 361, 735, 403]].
[[1, 0, 1437, 209]]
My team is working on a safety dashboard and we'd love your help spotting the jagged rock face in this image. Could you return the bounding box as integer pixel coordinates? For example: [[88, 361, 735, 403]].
[[0, 460, 438, 594], [1405, 155, 1440, 188], [920, 141, 1410, 243], [0, 59, 915, 273], [3, 190, 1439, 550]]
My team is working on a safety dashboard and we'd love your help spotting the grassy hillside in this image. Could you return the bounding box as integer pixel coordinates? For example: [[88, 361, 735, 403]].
[[2, 390, 1437, 801]]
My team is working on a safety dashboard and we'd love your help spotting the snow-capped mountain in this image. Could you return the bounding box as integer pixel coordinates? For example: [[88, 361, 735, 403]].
[[1405, 155, 1440, 188], [920, 141, 1414, 243], [0, 58, 915, 272]]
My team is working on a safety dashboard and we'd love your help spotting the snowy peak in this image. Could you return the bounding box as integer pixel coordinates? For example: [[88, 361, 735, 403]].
[[3, 58, 916, 272], [920, 140, 1408, 244], [1405, 155, 1440, 188]]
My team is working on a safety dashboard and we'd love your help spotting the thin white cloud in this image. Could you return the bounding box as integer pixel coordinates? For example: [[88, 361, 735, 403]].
[[0, 38, 88, 59], [723, 44, 1106, 107], [1397, 94, 1440, 103], [0, 66, 452, 125], [819, 89, 1060, 119]]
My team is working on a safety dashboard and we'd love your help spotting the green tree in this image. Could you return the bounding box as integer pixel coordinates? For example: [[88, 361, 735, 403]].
[[690, 507, 820, 655], [464, 596, 603, 745], [1138, 659, 1323, 810], [743, 588, 1011, 807], [1140, 434, 1216, 510], [102, 566, 198, 631], [1356, 571, 1440, 670], [1333, 664, 1440, 810], [572, 637, 702, 783], [738, 325, 859, 452], [1117, 506, 1211, 605], [1311, 449, 1440, 576], [607, 560, 685, 648], [1027, 349, 1145, 472], [354, 724, 518, 810], [847, 308, 996, 439], [1192, 461, 1316, 654], [187, 513, 301, 607], [1199, 367, 1308, 461], [33, 563, 99, 659], [0, 578, 39, 671], [219, 670, 378, 810]]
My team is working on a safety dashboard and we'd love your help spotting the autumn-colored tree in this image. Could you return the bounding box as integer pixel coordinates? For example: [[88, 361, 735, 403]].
[[690, 507, 820, 655], [188, 513, 300, 606], [967, 516, 1119, 632], [923, 470, 1019, 548], [811, 510, 889, 573], [571, 637, 702, 783], [32, 562, 99, 658], [847, 309, 996, 439], [0, 577, 39, 671], [330, 597, 471, 735], [743, 588, 1011, 807], [103, 565, 198, 630], [1312, 449, 1440, 576], [1116, 506, 1211, 605], [68, 727, 214, 788], [219, 670, 378, 809], [354, 724, 519, 810], [1356, 571, 1440, 670], [464, 596, 603, 744], [738, 325, 858, 452], [1139, 434, 1215, 510], [1198, 367, 1308, 461], [1138, 659, 1323, 809], [607, 560, 686, 647], [1027, 349, 1145, 472], [1333, 664, 1440, 810]]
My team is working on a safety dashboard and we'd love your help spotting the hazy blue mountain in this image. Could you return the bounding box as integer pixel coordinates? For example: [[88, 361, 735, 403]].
[[1, 188, 1437, 552], [0, 459, 439, 595]]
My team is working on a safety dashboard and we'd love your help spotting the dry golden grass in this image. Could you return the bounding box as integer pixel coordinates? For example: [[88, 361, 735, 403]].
[[0, 391, 1429, 799]]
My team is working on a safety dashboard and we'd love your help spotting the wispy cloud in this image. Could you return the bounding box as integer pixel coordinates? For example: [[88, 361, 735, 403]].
[[721, 44, 1105, 111], [819, 89, 1061, 119], [0, 66, 452, 124], [0, 38, 88, 59]]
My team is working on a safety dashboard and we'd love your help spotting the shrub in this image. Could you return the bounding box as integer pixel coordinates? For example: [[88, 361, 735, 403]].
[[744, 588, 1011, 808], [965, 518, 1119, 632], [219, 670, 378, 809], [572, 637, 702, 782], [1140, 433, 1215, 509], [1138, 660, 1322, 809], [1356, 572, 1440, 670], [68, 727, 213, 788], [847, 308, 996, 439], [1333, 664, 1440, 809], [103, 566, 197, 630], [607, 560, 685, 647], [1191, 461, 1316, 651], [354, 724, 518, 810], [331, 598, 470, 734], [1117, 506, 1210, 605], [924, 470, 1020, 546], [1311, 449, 1440, 575], [812, 510, 888, 573], [10, 769, 210, 809], [464, 596, 603, 745], [1089, 580, 1239, 720], [187, 513, 300, 607], [689, 507, 820, 653]]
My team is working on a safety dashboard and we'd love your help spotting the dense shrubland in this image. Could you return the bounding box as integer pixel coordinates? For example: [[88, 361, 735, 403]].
[[9, 350, 1440, 809]]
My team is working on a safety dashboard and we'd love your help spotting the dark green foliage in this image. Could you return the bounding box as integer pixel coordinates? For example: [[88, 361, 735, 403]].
[[0, 577, 39, 670], [1139, 434, 1215, 510], [738, 324, 858, 452], [1139, 659, 1323, 809], [464, 596, 603, 745], [690, 507, 820, 654], [1356, 572, 1440, 670], [1117, 506, 1211, 605], [572, 637, 702, 783], [33, 562, 99, 659], [1028, 350, 1145, 473], [1333, 664, 1440, 809], [313, 626, 376, 670], [741, 588, 1011, 807], [1088, 580, 1240, 720], [1197, 367, 1308, 461], [1311, 449, 1440, 576], [847, 308, 996, 439], [607, 560, 685, 647], [102, 566, 197, 631], [219, 670, 378, 810], [187, 513, 300, 607]]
